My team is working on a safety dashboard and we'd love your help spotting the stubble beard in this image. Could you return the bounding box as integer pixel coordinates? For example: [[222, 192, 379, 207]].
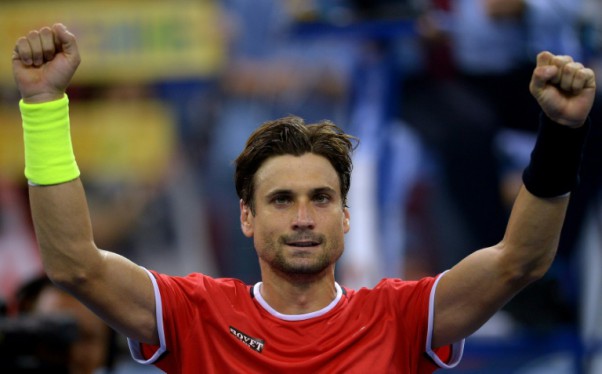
[[261, 234, 343, 277]]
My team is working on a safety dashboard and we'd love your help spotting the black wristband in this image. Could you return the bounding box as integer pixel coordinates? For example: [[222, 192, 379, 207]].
[[522, 113, 590, 198]]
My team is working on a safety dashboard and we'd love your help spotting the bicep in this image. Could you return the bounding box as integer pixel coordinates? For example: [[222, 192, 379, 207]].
[[431, 244, 524, 348], [68, 250, 159, 345]]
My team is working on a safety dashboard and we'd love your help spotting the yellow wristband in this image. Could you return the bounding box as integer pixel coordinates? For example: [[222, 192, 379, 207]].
[[20, 94, 80, 185]]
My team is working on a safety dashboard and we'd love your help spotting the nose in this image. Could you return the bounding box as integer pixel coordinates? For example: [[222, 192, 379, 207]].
[[292, 201, 315, 230]]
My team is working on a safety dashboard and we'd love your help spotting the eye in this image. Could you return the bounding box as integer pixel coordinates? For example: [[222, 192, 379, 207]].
[[271, 194, 292, 206], [313, 193, 331, 205]]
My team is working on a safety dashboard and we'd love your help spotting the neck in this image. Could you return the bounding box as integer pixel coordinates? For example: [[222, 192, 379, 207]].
[[258, 265, 338, 315]]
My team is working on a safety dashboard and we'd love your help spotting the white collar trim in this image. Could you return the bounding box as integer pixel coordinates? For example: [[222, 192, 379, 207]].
[[252, 282, 343, 321]]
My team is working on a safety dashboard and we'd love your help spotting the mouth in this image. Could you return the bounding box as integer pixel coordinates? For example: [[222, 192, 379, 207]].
[[287, 241, 321, 248], [283, 235, 322, 248]]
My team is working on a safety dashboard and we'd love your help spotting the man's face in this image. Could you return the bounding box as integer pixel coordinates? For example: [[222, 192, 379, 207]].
[[240, 153, 350, 278], [34, 286, 110, 374]]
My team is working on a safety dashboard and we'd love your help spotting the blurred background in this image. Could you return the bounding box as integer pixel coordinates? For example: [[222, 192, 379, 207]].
[[0, 0, 601, 373]]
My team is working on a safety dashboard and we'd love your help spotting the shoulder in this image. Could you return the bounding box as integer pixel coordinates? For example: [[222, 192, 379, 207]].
[[148, 270, 250, 300], [344, 276, 439, 297], [343, 276, 441, 311]]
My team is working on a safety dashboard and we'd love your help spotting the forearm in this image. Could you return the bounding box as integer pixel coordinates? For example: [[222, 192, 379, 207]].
[[499, 113, 588, 282], [29, 179, 103, 286], [20, 94, 102, 286], [498, 186, 568, 282]]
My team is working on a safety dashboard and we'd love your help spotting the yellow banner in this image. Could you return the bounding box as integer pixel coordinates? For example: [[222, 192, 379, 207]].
[[0, 98, 177, 184], [0, 0, 225, 85]]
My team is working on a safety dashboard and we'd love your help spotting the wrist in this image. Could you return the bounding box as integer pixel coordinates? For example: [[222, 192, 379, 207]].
[[542, 113, 587, 129], [22, 91, 66, 104], [522, 112, 589, 198], [20, 94, 80, 185]]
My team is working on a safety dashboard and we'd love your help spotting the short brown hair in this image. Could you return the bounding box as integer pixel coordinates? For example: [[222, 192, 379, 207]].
[[235, 116, 358, 213]]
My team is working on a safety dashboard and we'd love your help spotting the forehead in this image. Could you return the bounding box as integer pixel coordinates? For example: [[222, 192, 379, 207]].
[[254, 153, 340, 194]]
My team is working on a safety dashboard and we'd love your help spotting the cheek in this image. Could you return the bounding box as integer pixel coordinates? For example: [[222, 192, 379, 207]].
[[255, 210, 289, 232], [253, 220, 281, 247], [331, 227, 346, 249]]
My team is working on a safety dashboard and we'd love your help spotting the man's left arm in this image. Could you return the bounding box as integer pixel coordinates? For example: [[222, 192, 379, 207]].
[[431, 51, 596, 348]]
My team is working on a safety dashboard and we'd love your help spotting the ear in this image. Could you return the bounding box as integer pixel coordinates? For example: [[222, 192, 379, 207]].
[[240, 199, 254, 238], [343, 207, 350, 234]]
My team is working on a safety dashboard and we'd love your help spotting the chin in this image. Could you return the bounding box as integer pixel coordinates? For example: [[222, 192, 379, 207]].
[[278, 258, 332, 276]]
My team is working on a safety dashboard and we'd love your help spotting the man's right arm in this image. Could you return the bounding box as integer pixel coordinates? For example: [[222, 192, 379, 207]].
[[13, 24, 158, 345]]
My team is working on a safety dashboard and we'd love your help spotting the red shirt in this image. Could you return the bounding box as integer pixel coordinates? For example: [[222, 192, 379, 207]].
[[128, 270, 464, 373]]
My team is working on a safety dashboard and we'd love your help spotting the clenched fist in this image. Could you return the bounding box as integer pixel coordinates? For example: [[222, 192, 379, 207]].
[[12, 23, 81, 104], [529, 51, 596, 127]]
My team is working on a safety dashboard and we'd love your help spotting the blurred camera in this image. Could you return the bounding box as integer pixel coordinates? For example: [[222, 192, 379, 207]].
[[0, 314, 78, 373]]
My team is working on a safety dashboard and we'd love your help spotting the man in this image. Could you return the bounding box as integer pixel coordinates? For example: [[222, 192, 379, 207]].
[[15, 276, 116, 374], [12, 24, 596, 373]]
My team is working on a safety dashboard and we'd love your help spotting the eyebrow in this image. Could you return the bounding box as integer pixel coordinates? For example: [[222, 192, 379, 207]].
[[265, 186, 337, 200], [312, 187, 337, 196]]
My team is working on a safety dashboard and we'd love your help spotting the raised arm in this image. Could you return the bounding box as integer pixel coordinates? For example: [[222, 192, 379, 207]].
[[12, 24, 158, 344], [431, 51, 596, 348]]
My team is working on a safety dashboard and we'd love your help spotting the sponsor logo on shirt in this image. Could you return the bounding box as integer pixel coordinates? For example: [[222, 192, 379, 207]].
[[229, 326, 265, 353]]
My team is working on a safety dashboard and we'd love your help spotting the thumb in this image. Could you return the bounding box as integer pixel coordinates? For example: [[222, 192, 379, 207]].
[[52, 23, 79, 58]]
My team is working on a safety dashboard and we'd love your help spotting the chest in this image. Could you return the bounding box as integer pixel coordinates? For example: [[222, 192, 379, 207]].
[[170, 297, 423, 373]]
